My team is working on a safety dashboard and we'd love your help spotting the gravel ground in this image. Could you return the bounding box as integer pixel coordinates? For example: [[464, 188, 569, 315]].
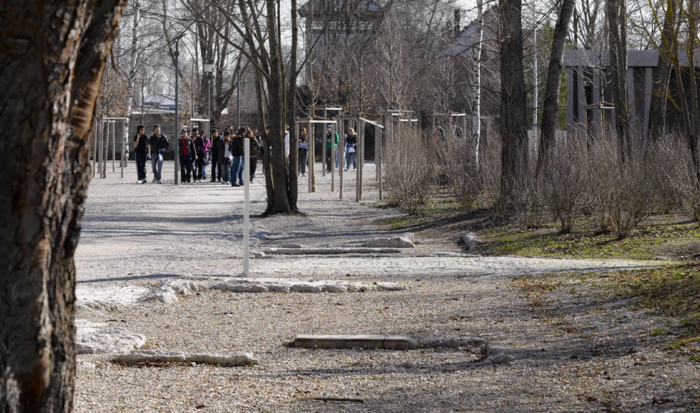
[[74, 161, 699, 412]]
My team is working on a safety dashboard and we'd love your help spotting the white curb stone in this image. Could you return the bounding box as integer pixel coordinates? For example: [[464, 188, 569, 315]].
[[363, 236, 415, 248], [113, 350, 258, 366]]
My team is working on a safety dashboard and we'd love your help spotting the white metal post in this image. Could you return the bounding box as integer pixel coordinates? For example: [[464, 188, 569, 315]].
[[376, 124, 382, 200], [338, 117, 344, 200], [243, 137, 250, 277], [111, 121, 116, 173], [92, 120, 97, 178], [331, 116, 335, 192], [121, 120, 125, 178]]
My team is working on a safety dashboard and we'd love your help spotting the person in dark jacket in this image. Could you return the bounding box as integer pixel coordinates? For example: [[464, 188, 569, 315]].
[[133, 125, 149, 184], [230, 128, 245, 187], [218, 130, 232, 184], [298, 128, 309, 176], [178, 127, 197, 183], [193, 128, 206, 182], [148, 124, 168, 184], [345, 128, 357, 171], [210, 129, 222, 182], [248, 128, 261, 183]]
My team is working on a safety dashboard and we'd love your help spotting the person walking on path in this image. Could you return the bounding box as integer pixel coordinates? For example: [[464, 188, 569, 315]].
[[230, 127, 245, 187], [451, 120, 464, 139], [210, 129, 221, 182], [325, 125, 338, 173], [218, 130, 232, 184], [345, 128, 357, 171], [133, 125, 149, 184], [193, 128, 206, 183], [202, 132, 210, 180], [148, 124, 168, 184], [298, 128, 309, 176], [434, 122, 446, 143], [178, 127, 197, 183]]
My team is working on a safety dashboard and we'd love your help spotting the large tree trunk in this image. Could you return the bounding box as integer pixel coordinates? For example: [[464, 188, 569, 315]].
[[287, 0, 300, 211], [498, 0, 530, 204], [607, 0, 631, 160], [648, 0, 677, 141], [265, 0, 291, 214], [0, 0, 125, 411], [538, 0, 575, 174]]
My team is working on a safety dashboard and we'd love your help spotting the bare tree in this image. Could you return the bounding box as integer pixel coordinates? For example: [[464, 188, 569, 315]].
[[498, 0, 530, 203], [538, 0, 575, 174], [0, 0, 125, 410], [607, 0, 632, 159]]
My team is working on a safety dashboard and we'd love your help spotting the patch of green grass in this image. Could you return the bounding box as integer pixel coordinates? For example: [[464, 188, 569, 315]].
[[482, 223, 700, 260], [650, 329, 666, 336], [609, 265, 700, 350]]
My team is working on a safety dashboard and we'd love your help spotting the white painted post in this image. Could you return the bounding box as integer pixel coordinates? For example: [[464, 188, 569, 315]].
[[121, 120, 125, 178], [376, 124, 382, 200], [92, 120, 97, 178], [295, 120, 300, 182], [243, 137, 250, 277], [331, 117, 336, 192], [111, 121, 116, 173], [322, 108, 327, 177], [338, 117, 344, 200]]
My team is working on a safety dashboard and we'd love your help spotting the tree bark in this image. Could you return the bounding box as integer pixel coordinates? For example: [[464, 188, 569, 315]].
[[607, 0, 631, 160], [265, 0, 291, 214], [287, 0, 300, 212], [648, 0, 676, 141], [538, 0, 575, 174], [0, 0, 125, 411], [498, 0, 530, 204]]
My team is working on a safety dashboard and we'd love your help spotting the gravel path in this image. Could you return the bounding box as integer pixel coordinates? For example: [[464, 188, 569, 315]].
[[73, 161, 698, 412]]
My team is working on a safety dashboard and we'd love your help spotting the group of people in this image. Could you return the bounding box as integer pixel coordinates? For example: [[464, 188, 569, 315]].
[[132, 124, 262, 186], [132, 122, 371, 185], [296, 125, 359, 177]]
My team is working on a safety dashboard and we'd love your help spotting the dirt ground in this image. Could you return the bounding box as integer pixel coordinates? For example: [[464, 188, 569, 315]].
[[73, 161, 699, 412]]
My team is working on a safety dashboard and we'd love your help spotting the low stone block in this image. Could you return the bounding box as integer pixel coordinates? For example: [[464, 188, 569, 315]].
[[77, 326, 146, 355], [291, 335, 420, 350], [462, 232, 482, 250], [262, 247, 402, 255], [363, 237, 415, 248], [113, 350, 258, 366]]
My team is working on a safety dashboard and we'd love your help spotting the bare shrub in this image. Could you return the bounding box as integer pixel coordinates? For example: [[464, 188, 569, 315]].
[[441, 138, 483, 209], [664, 134, 700, 222], [540, 132, 587, 233], [383, 128, 435, 214], [584, 128, 660, 239]]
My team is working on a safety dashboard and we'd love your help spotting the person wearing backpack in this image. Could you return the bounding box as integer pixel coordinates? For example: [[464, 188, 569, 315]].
[[148, 124, 168, 184], [133, 125, 149, 184]]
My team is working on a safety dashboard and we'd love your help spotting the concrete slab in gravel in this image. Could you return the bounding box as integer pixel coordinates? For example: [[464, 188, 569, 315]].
[[262, 247, 402, 255], [76, 320, 146, 355], [364, 236, 415, 248], [290, 335, 420, 350], [113, 350, 258, 366], [212, 278, 408, 293]]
